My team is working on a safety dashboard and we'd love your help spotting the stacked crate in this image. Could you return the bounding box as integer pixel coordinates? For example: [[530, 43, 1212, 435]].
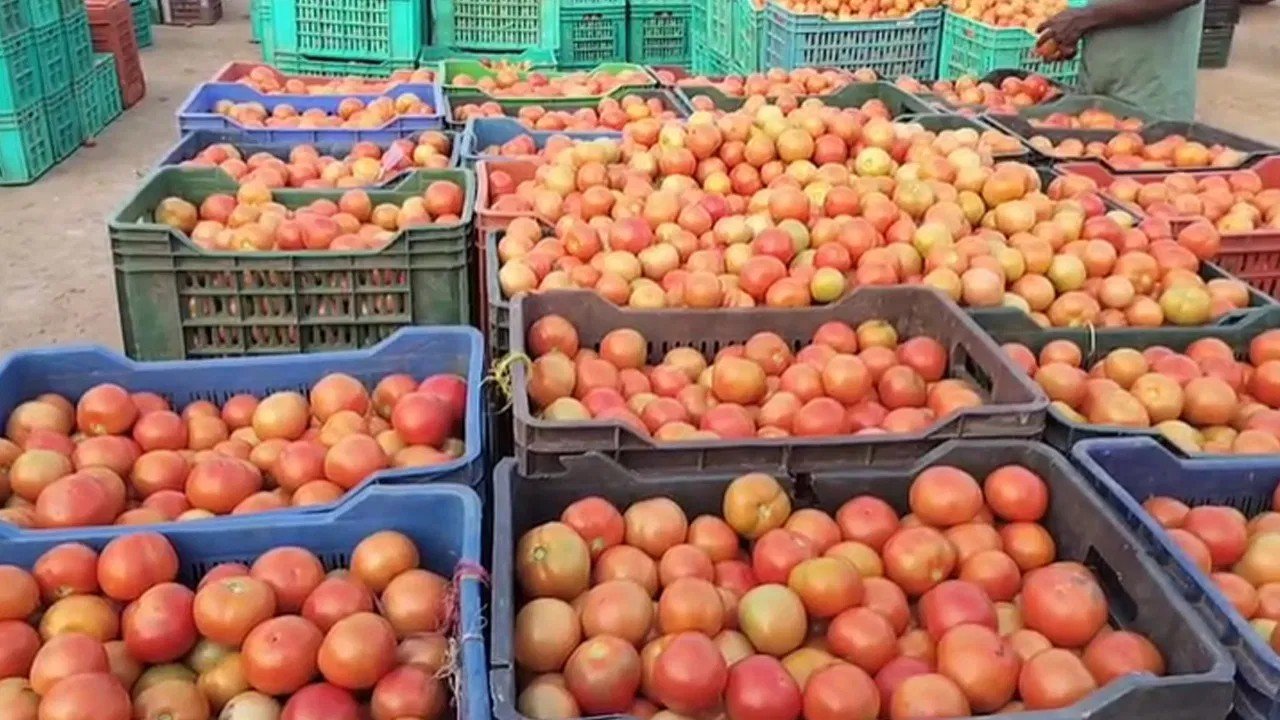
[[262, 0, 420, 77], [422, 0, 559, 64], [128, 0, 151, 45], [1199, 0, 1237, 68], [85, 0, 144, 107], [627, 0, 691, 67], [559, 0, 626, 68]]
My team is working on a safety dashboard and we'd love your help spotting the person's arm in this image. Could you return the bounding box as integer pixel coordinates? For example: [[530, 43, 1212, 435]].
[[1036, 0, 1200, 55]]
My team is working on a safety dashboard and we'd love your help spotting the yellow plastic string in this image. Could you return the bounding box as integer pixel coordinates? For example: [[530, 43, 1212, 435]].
[[485, 352, 532, 410]]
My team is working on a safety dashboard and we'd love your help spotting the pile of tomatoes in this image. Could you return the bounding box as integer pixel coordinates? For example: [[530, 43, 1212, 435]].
[[213, 94, 435, 130], [1070, 166, 1280, 234], [513, 466, 1166, 718], [228, 65, 434, 95], [524, 312, 989, 441], [449, 68, 654, 98], [0, 371, 467, 529], [453, 94, 683, 131], [0, 529, 455, 719], [1141, 491, 1280, 652], [1004, 330, 1280, 454]]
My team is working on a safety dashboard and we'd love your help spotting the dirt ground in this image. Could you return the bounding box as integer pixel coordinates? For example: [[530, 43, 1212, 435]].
[[1, 1, 1279, 355]]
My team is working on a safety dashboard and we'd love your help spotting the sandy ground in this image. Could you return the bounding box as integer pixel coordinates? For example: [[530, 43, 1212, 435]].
[[1, 1, 1278, 355]]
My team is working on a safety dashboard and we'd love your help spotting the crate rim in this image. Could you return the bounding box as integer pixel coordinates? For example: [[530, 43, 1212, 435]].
[[175, 81, 447, 133], [151, 128, 464, 176]]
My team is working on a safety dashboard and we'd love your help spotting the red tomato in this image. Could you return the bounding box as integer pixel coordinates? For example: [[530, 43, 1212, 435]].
[[318, 612, 398, 690], [32, 543, 99, 602], [193, 575, 277, 646], [936, 624, 1020, 712], [302, 576, 375, 632], [370, 665, 449, 720], [563, 635, 642, 715], [918, 580, 997, 640], [803, 662, 880, 720], [241, 615, 324, 695], [983, 465, 1049, 522], [561, 496, 626, 559], [725, 654, 803, 720], [96, 533, 179, 601], [122, 583, 197, 663], [29, 633, 109, 694], [752, 529, 815, 585], [835, 496, 900, 551], [38, 672, 130, 720], [0, 620, 40, 678], [1020, 564, 1108, 648], [827, 607, 898, 674], [650, 632, 729, 715], [1019, 648, 1098, 709], [281, 682, 362, 720], [250, 547, 326, 613]]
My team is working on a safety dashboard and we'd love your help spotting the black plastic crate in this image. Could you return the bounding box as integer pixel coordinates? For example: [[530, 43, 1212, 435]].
[[1199, 24, 1235, 69], [489, 442, 1236, 720]]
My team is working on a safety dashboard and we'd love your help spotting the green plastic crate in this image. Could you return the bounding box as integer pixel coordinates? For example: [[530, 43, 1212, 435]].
[[266, 51, 414, 78], [32, 21, 70, 94], [431, 0, 560, 53], [763, 3, 942, 78], [706, 0, 732, 55], [1199, 24, 1233, 69], [0, 0, 27, 39], [439, 59, 646, 94], [63, 9, 92, 76], [268, 0, 422, 63], [42, 83, 80, 160], [559, 7, 627, 68], [419, 45, 559, 66], [249, 0, 261, 42], [22, 0, 78, 28], [130, 0, 153, 47], [627, 0, 692, 67], [74, 53, 121, 137], [0, 102, 53, 184], [938, 9, 1082, 84], [0, 32, 39, 113], [730, 0, 763, 75], [109, 167, 477, 360]]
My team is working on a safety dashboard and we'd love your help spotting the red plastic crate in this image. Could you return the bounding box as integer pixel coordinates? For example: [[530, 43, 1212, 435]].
[[85, 0, 145, 107], [1061, 157, 1280, 298]]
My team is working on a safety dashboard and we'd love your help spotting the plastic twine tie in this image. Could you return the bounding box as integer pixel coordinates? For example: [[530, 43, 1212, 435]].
[[485, 352, 531, 411]]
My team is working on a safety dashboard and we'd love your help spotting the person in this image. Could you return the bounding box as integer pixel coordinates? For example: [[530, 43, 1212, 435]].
[[1035, 0, 1205, 121]]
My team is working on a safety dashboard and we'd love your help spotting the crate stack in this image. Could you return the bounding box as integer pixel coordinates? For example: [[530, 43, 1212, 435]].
[[626, 0, 691, 67], [559, 0, 627, 69], [1199, 0, 1238, 68], [85, 0, 144, 108], [938, 1, 1080, 84], [128, 0, 151, 45], [261, 0, 421, 77], [421, 0, 559, 65]]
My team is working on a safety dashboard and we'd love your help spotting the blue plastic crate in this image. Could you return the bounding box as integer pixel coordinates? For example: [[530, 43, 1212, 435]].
[[176, 82, 446, 137], [1073, 437, 1280, 720], [0, 327, 485, 488], [153, 128, 462, 176], [456, 116, 620, 166], [0, 481, 489, 720], [762, 3, 942, 78]]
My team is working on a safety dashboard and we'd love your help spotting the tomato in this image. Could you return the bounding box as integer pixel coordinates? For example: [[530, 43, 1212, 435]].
[[103, 640, 142, 692], [909, 466, 983, 526], [318, 612, 397, 689], [185, 455, 263, 513], [826, 607, 897, 674], [97, 532, 179, 601], [197, 562, 250, 590], [918, 580, 997, 640], [1019, 648, 1098, 710], [250, 546, 326, 613], [382, 568, 449, 637], [723, 472, 792, 539], [803, 663, 879, 720], [983, 465, 1049, 522], [738, 584, 808, 656], [241, 615, 324, 695], [785, 509, 842, 554], [788, 556, 863, 618], [625, 498, 690, 558], [518, 678, 580, 719], [999, 522, 1057, 571], [40, 594, 118, 641], [194, 576, 278, 646], [517, 521, 591, 600], [280, 682, 361, 720], [882, 526, 956, 596], [897, 629, 937, 666], [688, 515, 741, 563], [0, 566, 39, 621], [753, 529, 815, 585], [0, 678, 38, 720], [38, 672, 130, 720], [835, 496, 900, 551], [861, 577, 911, 635], [959, 550, 1022, 602], [197, 652, 248, 710], [123, 582, 198, 663], [133, 679, 211, 720], [658, 577, 724, 635], [397, 633, 450, 674], [874, 657, 932, 710], [370, 665, 448, 720], [1182, 506, 1248, 568], [581, 580, 653, 645], [563, 635, 643, 715], [0, 621, 39, 678], [1021, 564, 1108, 648], [134, 663, 196, 697], [725, 655, 803, 720], [936, 624, 1020, 712], [29, 633, 109, 694], [561, 496, 626, 559], [32, 543, 99, 602], [650, 632, 728, 714], [301, 575, 374, 632], [1082, 630, 1165, 685], [349, 530, 420, 593], [659, 543, 715, 585], [889, 673, 971, 719], [220, 691, 282, 719], [515, 598, 581, 673]]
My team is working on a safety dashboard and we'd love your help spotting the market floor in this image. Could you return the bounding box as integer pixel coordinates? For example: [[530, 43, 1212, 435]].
[[2, 1, 1280, 354]]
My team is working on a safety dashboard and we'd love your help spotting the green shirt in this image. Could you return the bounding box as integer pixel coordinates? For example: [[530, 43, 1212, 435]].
[[1078, 0, 1204, 121]]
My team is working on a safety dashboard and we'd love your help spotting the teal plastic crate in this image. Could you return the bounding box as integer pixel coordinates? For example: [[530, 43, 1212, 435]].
[[42, 83, 80, 160], [249, 0, 261, 41], [627, 0, 692, 67], [431, 0, 560, 53], [269, 0, 422, 63], [0, 0, 26, 39], [266, 51, 414, 78], [0, 102, 53, 184], [130, 0, 153, 47], [32, 21, 70, 94], [706, 0, 732, 54], [938, 10, 1082, 84], [22, 0, 78, 28], [63, 9, 92, 76], [0, 31, 39, 113], [74, 53, 121, 137], [763, 3, 942, 77], [558, 6, 627, 68], [731, 0, 764, 74]]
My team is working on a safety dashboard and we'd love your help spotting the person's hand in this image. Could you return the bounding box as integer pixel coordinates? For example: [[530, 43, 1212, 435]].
[[1035, 7, 1097, 59]]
